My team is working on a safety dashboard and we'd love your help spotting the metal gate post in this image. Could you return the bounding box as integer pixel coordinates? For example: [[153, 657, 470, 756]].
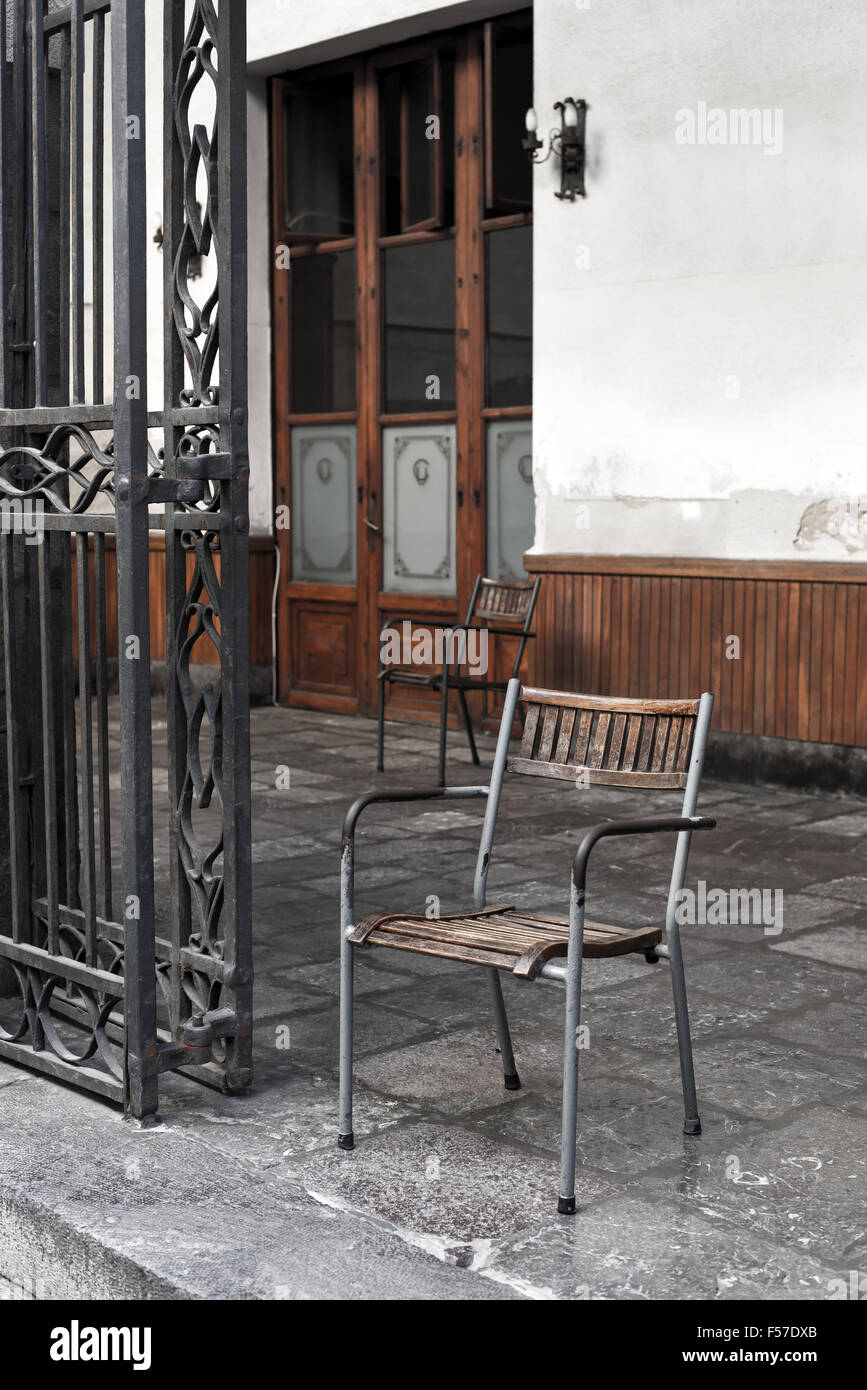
[[111, 0, 159, 1120], [215, 0, 253, 1090], [163, 0, 253, 1092]]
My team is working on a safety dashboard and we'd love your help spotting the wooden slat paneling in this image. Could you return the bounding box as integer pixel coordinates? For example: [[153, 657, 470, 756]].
[[70, 535, 274, 670], [524, 555, 867, 748]]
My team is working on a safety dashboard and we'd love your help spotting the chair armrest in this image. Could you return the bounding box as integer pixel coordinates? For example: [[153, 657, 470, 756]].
[[571, 814, 716, 891], [341, 786, 490, 929], [342, 784, 489, 849]]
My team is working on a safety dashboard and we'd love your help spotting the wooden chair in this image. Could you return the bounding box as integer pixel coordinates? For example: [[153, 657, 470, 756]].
[[340, 678, 716, 1213], [377, 575, 540, 786]]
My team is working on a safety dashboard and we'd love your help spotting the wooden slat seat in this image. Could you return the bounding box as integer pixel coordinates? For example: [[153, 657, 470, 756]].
[[348, 904, 661, 980]]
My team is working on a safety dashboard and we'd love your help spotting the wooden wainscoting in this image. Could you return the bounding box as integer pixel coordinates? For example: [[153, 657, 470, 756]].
[[524, 555, 867, 747], [71, 533, 274, 675]]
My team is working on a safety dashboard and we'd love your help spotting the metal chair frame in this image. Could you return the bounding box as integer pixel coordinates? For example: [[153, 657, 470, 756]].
[[340, 677, 716, 1213], [377, 575, 541, 786]]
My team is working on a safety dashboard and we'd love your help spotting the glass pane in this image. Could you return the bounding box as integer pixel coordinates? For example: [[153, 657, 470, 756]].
[[486, 226, 532, 407], [487, 422, 534, 580], [382, 425, 456, 595], [284, 76, 355, 238], [487, 22, 533, 211], [405, 62, 437, 229], [381, 70, 402, 237], [290, 251, 356, 414], [383, 240, 456, 413], [291, 426, 357, 583]]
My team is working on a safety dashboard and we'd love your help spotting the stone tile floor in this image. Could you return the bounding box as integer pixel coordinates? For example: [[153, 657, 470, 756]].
[[2, 703, 866, 1300], [166, 706, 867, 1299]]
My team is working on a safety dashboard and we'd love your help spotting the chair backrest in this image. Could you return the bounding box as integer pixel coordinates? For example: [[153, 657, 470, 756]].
[[466, 576, 538, 630], [473, 678, 714, 910], [508, 687, 704, 790]]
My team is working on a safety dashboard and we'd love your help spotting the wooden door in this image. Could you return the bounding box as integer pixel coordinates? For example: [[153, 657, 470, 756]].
[[271, 13, 534, 722]]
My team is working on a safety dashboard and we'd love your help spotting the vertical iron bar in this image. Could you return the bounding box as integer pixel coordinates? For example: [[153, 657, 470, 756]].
[[70, 0, 85, 402], [163, 0, 189, 1043], [0, 535, 27, 940], [215, 0, 253, 1091], [13, 0, 29, 407], [91, 11, 105, 403], [58, 530, 80, 909], [76, 530, 97, 964], [30, 0, 47, 404], [59, 25, 70, 405], [93, 530, 112, 920], [0, 0, 7, 409], [112, 0, 158, 1119], [37, 535, 59, 955]]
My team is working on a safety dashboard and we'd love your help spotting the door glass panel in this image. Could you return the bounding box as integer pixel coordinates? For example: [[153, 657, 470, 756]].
[[487, 421, 533, 580], [283, 75, 355, 239], [381, 69, 403, 237], [485, 18, 533, 212], [383, 240, 456, 413], [291, 425, 357, 583], [405, 61, 439, 229], [382, 425, 456, 594], [380, 58, 454, 236], [291, 251, 356, 414], [486, 225, 532, 407]]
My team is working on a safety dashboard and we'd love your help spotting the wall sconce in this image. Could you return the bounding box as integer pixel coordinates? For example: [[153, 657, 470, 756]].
[[523, 98, 587, 200]]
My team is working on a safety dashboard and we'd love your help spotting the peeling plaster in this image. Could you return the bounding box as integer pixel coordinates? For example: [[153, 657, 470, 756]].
[[794, 500, 867, 554]]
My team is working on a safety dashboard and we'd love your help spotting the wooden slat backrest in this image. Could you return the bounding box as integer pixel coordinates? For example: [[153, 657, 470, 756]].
[[509, 687, 702, 789], [473, 578, 535, 625]]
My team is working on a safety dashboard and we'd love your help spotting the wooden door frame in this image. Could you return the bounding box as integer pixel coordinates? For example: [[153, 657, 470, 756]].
[[270, 18, 532, 719]]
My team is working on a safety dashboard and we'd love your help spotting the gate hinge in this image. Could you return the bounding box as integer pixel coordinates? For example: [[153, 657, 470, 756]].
[[180, 1006, 239, 1049]]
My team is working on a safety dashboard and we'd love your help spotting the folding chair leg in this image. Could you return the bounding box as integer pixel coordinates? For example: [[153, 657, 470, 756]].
[[487, 968, 520, 1090], [437, 671, 449, 787], [338, 929, 355, 1150], [377, 675, 386, 772], [558, 909, 584, 1215], [668, 933, 701, 1134], [457, 687, 480, 765]]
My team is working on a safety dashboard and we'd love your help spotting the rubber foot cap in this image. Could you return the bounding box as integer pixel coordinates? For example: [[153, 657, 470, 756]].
[[338, 1132, 355, 1150], [558, 1196, 577, 1216], [683, 1118, 702, 1136], [504, 1072, 521, 1092]]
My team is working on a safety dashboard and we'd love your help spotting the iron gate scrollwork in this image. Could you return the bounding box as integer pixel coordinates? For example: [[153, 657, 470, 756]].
[[0, 0, 252, 1119]]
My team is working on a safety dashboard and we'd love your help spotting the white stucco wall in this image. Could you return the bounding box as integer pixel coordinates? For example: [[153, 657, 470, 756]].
[[531, 0, 867, 562], [247, 0, 525, 73], [241, 0, 867, 560]]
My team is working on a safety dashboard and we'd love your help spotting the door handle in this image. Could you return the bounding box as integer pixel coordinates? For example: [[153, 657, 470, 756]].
[[364, 517, 380, 533]]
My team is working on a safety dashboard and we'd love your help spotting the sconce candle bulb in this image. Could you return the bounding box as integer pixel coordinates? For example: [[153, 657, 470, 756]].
[[524, 107, 538, 133]]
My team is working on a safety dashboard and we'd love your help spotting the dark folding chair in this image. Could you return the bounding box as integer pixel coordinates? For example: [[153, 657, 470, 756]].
[[377, 575, 540, 786], [340, 678, 716, 1214]]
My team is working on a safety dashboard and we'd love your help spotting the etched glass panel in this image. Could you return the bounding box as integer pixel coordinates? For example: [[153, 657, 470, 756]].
[[291, 426, 357, 583], [382, 425, 456, 594], [486, 421, 534, 580]]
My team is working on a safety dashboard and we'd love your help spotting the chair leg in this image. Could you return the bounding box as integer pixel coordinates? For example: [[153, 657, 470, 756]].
[[437, 672, 449, 787], [487, 968, 520, 1090], [338, 927, 355, 1150], [377, 676, 386, 773], [558, 914, 584, 1215], [667, 931, 701, 1134], [457, 687, 480, 765]]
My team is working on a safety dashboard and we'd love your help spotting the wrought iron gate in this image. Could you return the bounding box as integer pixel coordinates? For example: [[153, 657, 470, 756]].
[[0, 0, 252, 1118]]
